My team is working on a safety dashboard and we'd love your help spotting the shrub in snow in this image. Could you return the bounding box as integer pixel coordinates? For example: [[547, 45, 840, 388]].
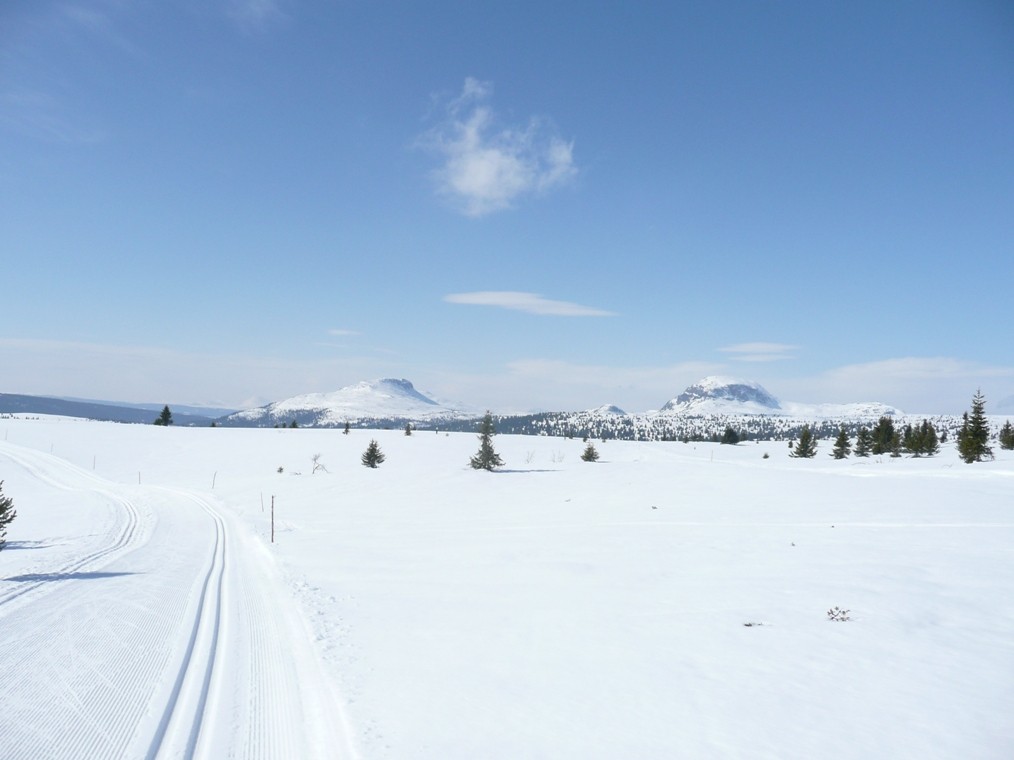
[[827, 606, 851, 622], [0, 480, 16, 551], [581, 443, 600, 462], [361, 440, 385, 468]]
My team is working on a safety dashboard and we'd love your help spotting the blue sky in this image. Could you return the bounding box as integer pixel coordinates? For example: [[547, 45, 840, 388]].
[[2, 1, 1012, 415]]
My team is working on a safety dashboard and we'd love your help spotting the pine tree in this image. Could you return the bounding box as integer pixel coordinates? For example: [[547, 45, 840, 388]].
[[831, 426, 851, 459], [581, 442, 600, 462], [720, 426, 740, 445], [902, 423, 919, 456], [469, 411, 504, 471], [957, 390, 994, 463], [889, 430, 903, 458], [0, 480, 16, 552], [871, 416, 895, 455], [999, 420, 1014, 451], [854, 426, 872, 457], [790, 425, 818, 458], [343, 421, 351, 435], [919, 419, 940, 457], [361, 439, 385, 468], [404, 422, 413, 436], [154, 405, 173, 426]]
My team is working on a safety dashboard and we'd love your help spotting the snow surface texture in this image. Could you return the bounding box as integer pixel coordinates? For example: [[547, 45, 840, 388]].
[[1, 416, 1013, 759]]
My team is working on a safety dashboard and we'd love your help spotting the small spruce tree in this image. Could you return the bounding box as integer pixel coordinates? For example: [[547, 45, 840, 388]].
[[404, 422, 413, 436], [831, 426, 851, 459], [154, 405, 173, 426], [790, 425, 818, 458], [889, 430, 903, 458], [871, 416, 895, 455], [343, 420, 351, 435], [361, 439, 385, 468], [957, 389, 994, 463], [999, 420, 1014, 451], [720, 426, 740, 445], [902, 423, 920, 456], [581, 442, 600, 462], [0, 480, 16, 552], [854, 426, 872, 457], [469, 411, 504, 471], [919, 419, 940, 457]]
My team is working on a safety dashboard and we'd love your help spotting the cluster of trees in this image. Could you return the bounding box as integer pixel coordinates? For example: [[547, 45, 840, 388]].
[[359, 412, 509, 471], [789, 416, 945, 460]]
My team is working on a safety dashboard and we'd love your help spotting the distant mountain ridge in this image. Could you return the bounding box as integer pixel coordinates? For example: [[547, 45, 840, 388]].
[[3, 377, 1001, 443], [0, 393, 229, 426], [219, 378, 477, 428], [661, 376, 782, 415]]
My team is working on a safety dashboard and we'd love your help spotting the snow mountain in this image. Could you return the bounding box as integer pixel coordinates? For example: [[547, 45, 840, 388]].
[[222, 379, 476, 428], [660, 376, 782, 415]]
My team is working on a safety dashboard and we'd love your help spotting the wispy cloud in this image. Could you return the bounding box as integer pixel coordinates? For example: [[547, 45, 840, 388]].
[[328, 328, 361, 337], [444, 291, 615, 317], [0, 337, 391, 409], [0, 90, 106, 144], [418, 359, 724, 415], [419, 78, 577, 216], [718, 342, 799, 362], [228, 0, 286, 30]]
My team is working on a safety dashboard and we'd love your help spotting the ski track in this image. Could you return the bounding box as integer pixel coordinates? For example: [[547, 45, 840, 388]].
[[0, 444, 356, 760], [0, 444, 145, 610]]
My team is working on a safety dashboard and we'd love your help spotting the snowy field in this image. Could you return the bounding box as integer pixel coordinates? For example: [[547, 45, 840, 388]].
[[1, 416, 1012, 759]]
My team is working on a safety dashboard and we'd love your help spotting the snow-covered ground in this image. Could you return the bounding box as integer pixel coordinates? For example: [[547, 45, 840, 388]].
[[1, 416, 1012, 759]]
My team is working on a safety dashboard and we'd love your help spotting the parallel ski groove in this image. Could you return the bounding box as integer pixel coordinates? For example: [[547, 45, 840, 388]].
[[145, 491, 227, 760], [0, 445, 143, 607]]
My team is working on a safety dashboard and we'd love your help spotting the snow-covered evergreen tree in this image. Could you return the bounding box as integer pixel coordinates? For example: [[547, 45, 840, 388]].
[[831, 426, 851, 459], [957, 390, 993, 463], [361, 439, 385, 468], [790, 425, 818, 458], [470, 412, 504, 471], [999, 420, 1014, 451]]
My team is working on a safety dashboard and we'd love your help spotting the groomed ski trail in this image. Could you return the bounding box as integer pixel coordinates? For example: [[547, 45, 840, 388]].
[[0, 443, 357, 760]]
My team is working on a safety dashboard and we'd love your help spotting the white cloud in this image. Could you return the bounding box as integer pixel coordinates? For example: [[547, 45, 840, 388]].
[[420, 78, 577, 216], [718, 342, 799, 362], [444, 291, 615, 317], [0, 337, 390, 409], [777, 357, 1014, 414], [327, 328, 360, 337], [416, 359, 724, 415], [228, 0, 285, 29]]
